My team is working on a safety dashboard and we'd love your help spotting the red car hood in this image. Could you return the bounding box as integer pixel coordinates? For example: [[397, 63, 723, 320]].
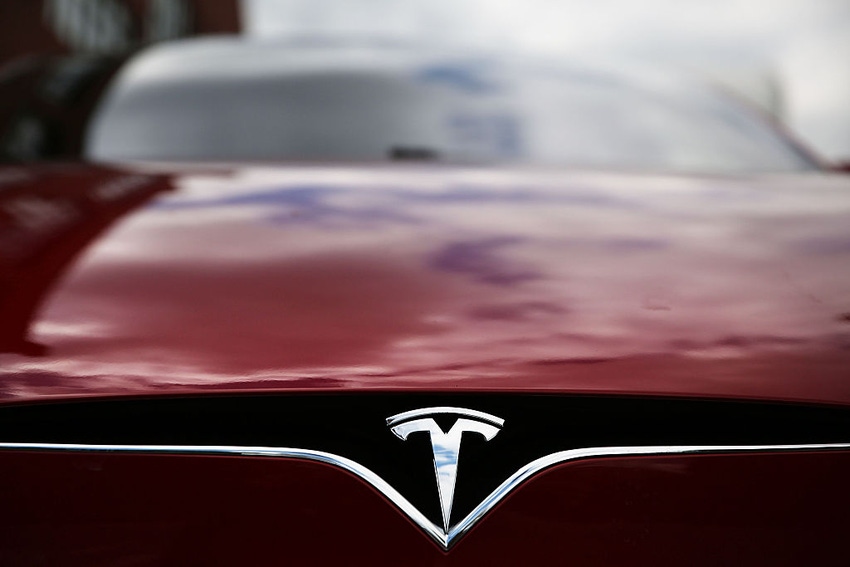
[[1, 163, 849, 404]]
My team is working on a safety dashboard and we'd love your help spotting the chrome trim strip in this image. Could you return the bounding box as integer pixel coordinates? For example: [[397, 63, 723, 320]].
[[446, 443, 850, 544], [1, 441, 848, 549], [386, 406, 505, 428]]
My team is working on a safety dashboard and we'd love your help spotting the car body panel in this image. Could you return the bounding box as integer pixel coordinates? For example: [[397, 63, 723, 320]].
[[2, 163, 850, 564], [1, 448, 848, 565], [1, 163, 849, 405]]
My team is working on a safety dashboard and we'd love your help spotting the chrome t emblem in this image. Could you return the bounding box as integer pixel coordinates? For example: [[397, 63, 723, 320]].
[[387, 407, 504, 532]]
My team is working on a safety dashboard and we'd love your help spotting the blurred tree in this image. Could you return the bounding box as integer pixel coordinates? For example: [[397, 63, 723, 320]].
[[0, 0, 241, 67]]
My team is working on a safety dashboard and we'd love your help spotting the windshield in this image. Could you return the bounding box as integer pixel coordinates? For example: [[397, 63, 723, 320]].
[[85, 40, 815, 173]]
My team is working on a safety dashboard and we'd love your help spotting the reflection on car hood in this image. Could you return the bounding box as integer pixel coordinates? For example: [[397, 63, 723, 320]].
[[1, 164, 849, 404]]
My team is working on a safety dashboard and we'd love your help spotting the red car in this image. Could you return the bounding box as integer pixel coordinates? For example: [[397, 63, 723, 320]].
[[1, 39, 849, 566]]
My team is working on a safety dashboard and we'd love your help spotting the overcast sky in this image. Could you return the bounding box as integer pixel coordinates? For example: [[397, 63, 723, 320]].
[[244, 0, 850, 161]]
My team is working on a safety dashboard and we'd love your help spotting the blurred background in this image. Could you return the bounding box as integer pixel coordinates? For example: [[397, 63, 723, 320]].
[[1, 0, 848, 162]]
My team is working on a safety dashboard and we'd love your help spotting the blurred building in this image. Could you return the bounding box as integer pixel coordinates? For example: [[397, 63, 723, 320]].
[[0, 0, 241, 162], [0, 0, 241, 66]]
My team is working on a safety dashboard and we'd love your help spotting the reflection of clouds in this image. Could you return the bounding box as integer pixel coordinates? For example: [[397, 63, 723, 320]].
[[27, 254, 453, 368], [792, 236, 850, 256], [432, 445, 459, 473], [0, 361, 302, 400], [2, 167, 850, 400], [469, 301, 567, 322], [156, 185, 417, 227], [431, 237, 540, 286], [158, 181, 645, 221], [32, 321, 114, 339]]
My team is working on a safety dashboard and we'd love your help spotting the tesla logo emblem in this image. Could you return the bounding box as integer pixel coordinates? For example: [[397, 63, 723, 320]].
[[387, 407, 504, 532]]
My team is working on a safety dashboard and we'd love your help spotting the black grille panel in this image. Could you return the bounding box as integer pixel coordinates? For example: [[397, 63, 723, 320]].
[[2, 393, 849, 528]]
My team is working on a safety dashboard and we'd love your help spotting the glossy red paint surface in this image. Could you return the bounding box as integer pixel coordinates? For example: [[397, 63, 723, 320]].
[[1, 163, 850, 405], [2, 163, 850, 565], [1, 449, 848, 565]]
